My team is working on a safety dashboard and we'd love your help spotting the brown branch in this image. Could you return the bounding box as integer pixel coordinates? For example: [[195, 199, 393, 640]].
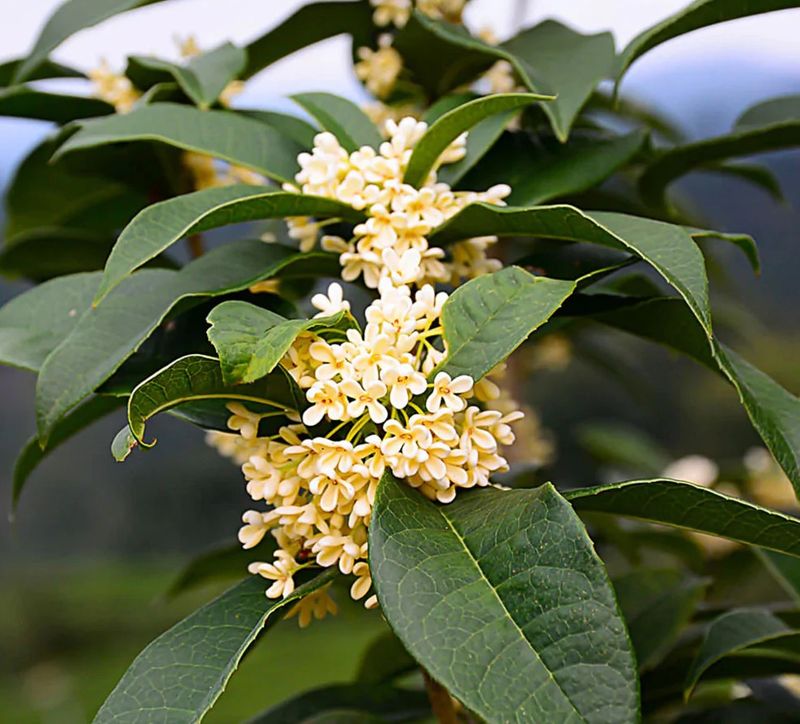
[[422, 668, 459, 724], [187, 233, 205, 259]]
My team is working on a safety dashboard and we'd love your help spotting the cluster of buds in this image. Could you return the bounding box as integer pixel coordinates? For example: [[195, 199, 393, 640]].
[[210, 280, 523, 620], [284, 117, 509, 289], [369, 0, 468, 29]]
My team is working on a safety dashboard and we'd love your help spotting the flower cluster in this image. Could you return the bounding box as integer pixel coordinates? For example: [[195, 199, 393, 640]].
[[284, 117, 509, 289], [210, 281, 523, 618], [369, 0, 468, 29]]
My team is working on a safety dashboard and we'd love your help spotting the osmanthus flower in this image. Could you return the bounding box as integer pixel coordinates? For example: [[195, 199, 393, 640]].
[[284, 117, 510, 289], [369, 0, 468, 28], [210, 280, 524, 617]]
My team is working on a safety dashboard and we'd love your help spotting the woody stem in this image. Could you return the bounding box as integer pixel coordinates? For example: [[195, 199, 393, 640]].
[[422, 668, 459, 724]]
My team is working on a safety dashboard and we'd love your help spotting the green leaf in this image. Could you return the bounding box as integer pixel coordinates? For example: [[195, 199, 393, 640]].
[[395, 13, 610, 140], [0, 58, 84, 86], [0, 86, 113, 123], [705, 162, 785, 203], [501, 20, 616, 142], [166, 538, 278, 598], [12, 396, 122, 512], [463, 130, 648, 206], [95, 186, 361, 303], [247, 684, 430, 724], [689, 227, 760, 274], [431, 204, 712, 337], [614, 569, 707, 671], [589, 297, 800, 494], [0, 271, 100, 371], [370, 477, 639, 723], [437, 265, 575, 381], [639, 120, 800, 209], [13, 0, 167, 83], [207, 301, 352, 385], [239, 109, 318, 148], [127, 42, 246, 109], [403, 93, 551, 187], [616, 0, 800, 85], [292, 92, 382, 152], [685, 609, 794, 698], [54, 102, 304, 184], [93, 570, 335, 724], [565, 479, 800, 557], [34, 240, 329, 443], [737, 94, 800, 128], [758, 549, 800, 604], [242, 1, 373, 80], [125, 354, 298, 448], [355, 632, 417, 685]]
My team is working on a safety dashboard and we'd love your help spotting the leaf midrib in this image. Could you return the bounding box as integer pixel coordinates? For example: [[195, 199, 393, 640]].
[[436, 502, 588, 721]]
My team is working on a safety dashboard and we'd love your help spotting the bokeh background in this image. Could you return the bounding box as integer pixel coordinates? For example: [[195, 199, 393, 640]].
[[1, 1, 798, 721]]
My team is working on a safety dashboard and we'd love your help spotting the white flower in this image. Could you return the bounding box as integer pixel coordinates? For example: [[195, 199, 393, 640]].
[[238, 510, 271, 549], [249, 550, 299, 599], [426, 372, 474, 412], [340, 378, 389, 423], [311, 282, 351, 318], [303, 380, 347, 426], [382, 363, 427, 408], [382, 247, 422, 286], [355, 35, 402, 98]]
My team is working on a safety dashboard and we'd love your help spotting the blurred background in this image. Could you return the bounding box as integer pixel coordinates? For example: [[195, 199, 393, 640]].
[[1, 1, 798, 721]]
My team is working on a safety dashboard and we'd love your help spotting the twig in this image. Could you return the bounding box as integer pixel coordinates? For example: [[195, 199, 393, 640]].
[[422, 668, 459, 724]]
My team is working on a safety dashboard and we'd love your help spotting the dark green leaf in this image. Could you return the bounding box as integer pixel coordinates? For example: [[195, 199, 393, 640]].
[[758, 549, 800, 604], [370, 477, 639, 723], [125, 354, 298, 448], [615, 0, 800, 86], [95, 186, 361, 303], [207, 301, 352, 384], [94, 571, 335, 724], [239, 109, 318, 148], [705, 162, 785, 203], [685, 609, 793, 698], [54, 102, 304, 184], [0, 86, 113, 122], [463, 130, 647, 206], [589, 297, 800, 494], [355, 631, 417, 685], [689, 227, 760, 274], [437, 265, 575, 380], [0, 229, 113, 281], [127, 42, 246, 109], [614, 569, 707, 671], [243, 1, 373, 79], [577, 422, 671, 476], [638, 120, 800, 209], [4, 139, 147, 242], [431, 204, 712, 336], [166, 537, 278, 598], [292, 92, 382, 152], [12, 396, 122, 512], [34, 240, 325, 443], [436, 110, 517, 187], [0, 271, 100, 371], [0, 58, 83, 86], [566, 479, 800, 556], [501, 20, 616, 141], [13, 0, 167, 83], [247, 683, 430, 724], [403, 93, 550, 187]]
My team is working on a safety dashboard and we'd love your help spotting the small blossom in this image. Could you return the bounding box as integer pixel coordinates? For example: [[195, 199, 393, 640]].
[[427, 372, 474, 412]]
